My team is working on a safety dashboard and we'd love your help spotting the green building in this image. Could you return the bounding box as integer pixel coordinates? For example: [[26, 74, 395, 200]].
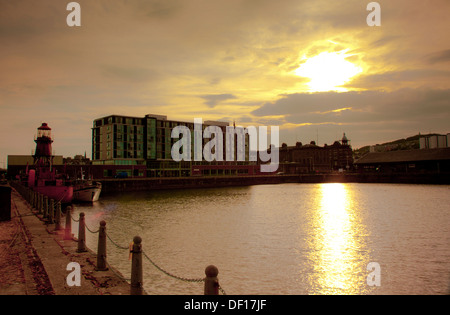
[[92, 114, 252, 178]]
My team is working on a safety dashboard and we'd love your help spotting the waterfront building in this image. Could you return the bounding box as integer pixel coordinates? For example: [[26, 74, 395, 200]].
[[279, 141, 329, 174], [7, 155, 64, 178], [92, 114, 258, 178], [354, 147, 450, 174], [419, 134, 449, 149], [326, 133, 354, 171], [278, 133, 353, 174]]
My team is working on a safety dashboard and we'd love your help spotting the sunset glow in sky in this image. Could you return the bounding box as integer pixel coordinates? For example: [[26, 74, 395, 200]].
[[294, 50, 363, 92], [1, 0, 449, 165]]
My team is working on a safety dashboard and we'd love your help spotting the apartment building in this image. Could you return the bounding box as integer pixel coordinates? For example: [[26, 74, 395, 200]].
[[92, 114, 257, 178]]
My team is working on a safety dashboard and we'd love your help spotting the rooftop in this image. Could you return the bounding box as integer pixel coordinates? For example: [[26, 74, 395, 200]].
[[354, 147, 450, 164]]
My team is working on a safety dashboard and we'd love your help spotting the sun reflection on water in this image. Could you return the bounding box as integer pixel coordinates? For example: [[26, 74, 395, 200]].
[[308, 183, 367, 294]]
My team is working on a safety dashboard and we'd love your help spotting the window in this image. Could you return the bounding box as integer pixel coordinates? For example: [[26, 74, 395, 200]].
[[103, 169, 113, 177]]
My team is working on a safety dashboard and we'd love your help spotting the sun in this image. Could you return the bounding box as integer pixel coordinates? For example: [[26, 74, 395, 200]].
[[295, 50, 362, 92]]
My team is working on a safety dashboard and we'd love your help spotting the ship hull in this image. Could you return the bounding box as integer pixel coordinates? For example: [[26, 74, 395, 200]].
[[73, 183, 102, 202], [34, 185, 74, 203]]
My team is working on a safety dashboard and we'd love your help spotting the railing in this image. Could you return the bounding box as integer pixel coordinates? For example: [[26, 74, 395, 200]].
[[10, 181, 226, 295]]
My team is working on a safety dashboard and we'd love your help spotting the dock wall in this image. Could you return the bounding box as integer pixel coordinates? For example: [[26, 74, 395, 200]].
[[98, 173, 450, 194]]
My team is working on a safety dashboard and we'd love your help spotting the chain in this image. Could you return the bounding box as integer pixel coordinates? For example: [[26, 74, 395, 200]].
[[142, 250, 204, 283], [218, 285, 227, 295], [84, 223, 99, 234], [104, 259, 131, 281], [70, 213, 79, 222], [105, 231, 130, 250]]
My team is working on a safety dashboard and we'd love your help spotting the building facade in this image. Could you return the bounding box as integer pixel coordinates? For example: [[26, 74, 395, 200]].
[[326, 133, 353, 171], [7, 155, 64, 179], [92, 114, 257, 178], [354, 147, 450, 174], [278, 134, 353, 174], [419, 134, 449, 149]]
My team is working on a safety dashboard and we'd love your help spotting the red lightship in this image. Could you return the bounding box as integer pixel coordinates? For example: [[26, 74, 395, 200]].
[[27, 123, 73, 203]]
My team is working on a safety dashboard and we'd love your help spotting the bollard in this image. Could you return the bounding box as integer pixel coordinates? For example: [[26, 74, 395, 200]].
[[41, 194, 44, 215], [48, 199, 54, 224], [130, 236, 143, 295], [38, 193, 43, 214], [77, 212, 87, 253], [54, 201, 62, 230], [96, 221, 108, 271], [34, 192, 38, 211], [43, 195, 48, 219], [204, 265, 219, 295], [30, 191, 35, 209], [64, 206, 72, 240]]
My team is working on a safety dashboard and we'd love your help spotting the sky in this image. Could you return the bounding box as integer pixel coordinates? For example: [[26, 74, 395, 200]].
[[1, 0, 449, 167]]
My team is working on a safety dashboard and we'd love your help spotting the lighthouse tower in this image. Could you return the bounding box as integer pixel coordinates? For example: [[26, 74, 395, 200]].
[[33, 123, 53, 166]]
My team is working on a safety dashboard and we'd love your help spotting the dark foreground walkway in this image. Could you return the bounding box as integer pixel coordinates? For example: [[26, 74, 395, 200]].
[[0, 187, 131, 295]]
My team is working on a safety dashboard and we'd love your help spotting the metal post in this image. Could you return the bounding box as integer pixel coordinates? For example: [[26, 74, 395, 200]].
[[55, 201, 62, 230], [77, 212, 87, 253], [48, 199, 54, 224], [96, 221, 107, 271], [64, 206, 72, 240], [130, 236, 143, 295], [204, 265, 219, 295]]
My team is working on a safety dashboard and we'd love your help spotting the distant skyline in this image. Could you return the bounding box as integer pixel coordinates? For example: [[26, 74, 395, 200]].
[[1, 0, 449, 167]]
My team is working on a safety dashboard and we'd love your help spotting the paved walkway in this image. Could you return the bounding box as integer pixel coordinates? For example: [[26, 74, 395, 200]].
[[0, 187, 132, 295]]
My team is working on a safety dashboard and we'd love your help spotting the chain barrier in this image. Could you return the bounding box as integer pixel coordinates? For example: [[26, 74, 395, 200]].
[[81, 218, 227, 294], [70, 213, 79, 222], [105, 231, 130, 250], [142, 250, 204, 284], [104, 259, 131, 282], [218, 285, 227, 295], [12, 182, 227, 295], [85, 223, 99, 234]]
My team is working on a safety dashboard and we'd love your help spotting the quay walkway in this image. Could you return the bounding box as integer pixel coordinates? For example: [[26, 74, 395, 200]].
[[0, 187, 131, 295]]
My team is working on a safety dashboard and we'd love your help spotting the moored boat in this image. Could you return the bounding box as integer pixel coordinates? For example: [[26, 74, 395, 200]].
[[73, 181, 102, 202]]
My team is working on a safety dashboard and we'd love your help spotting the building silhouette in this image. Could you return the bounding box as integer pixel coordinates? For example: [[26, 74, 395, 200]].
[[278, 133, 353, 174]]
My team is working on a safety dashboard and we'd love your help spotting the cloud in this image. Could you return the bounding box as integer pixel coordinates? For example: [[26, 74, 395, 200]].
[[1, 0, 450, 160], [252, 89, 450, 128], [134, 0, 183, 19], [345, 69, 450, 90], [101, 65, 160, 83], [199, 94, 237, 108], [426, 49, 450, 64], [252, 88, 450, 148]]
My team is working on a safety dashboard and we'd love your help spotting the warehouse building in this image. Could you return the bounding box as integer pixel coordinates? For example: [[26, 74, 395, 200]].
[[354, 147, 450, 174]]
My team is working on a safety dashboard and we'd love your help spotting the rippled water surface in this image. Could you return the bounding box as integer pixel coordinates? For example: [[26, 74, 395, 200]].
[[72, 183, 450, 295]]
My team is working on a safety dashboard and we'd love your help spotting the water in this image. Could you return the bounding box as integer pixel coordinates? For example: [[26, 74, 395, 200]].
[[71, 183, 450, 295]]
